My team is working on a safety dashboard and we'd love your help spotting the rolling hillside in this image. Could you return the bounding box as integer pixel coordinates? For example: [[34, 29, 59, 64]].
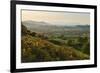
[[21, 24, 90, 63]]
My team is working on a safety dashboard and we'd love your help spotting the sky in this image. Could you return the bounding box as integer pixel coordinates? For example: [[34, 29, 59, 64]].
[[22, 10, 90, 25]]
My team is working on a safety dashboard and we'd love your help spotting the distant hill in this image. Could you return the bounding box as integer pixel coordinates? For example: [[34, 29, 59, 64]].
[[22, 20, 90, 37], [22, 20, 62, 33], [22, 21, 90, 31]]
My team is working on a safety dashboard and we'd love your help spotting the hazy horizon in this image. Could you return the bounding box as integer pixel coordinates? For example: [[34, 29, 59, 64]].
[[22, 10, 90, 25]]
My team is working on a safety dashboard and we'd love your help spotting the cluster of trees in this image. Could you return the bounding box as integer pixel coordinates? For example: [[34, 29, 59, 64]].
[[66, 37, 90, 55], [48, 36, 90, 55], [21, 24, 90, 63]]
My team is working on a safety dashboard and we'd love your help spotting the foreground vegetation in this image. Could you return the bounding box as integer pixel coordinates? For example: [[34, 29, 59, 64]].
[[21, 24, 90, 63]]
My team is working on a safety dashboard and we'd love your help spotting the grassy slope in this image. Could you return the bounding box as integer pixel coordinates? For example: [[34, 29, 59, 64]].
[[21, 35, 89, 62]]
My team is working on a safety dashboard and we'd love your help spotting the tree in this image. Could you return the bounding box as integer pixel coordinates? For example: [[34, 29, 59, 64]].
[[82, 41, 90, 55]]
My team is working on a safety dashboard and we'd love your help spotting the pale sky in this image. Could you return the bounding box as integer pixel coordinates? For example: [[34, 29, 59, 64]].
[[22, 10, 90, 25]]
